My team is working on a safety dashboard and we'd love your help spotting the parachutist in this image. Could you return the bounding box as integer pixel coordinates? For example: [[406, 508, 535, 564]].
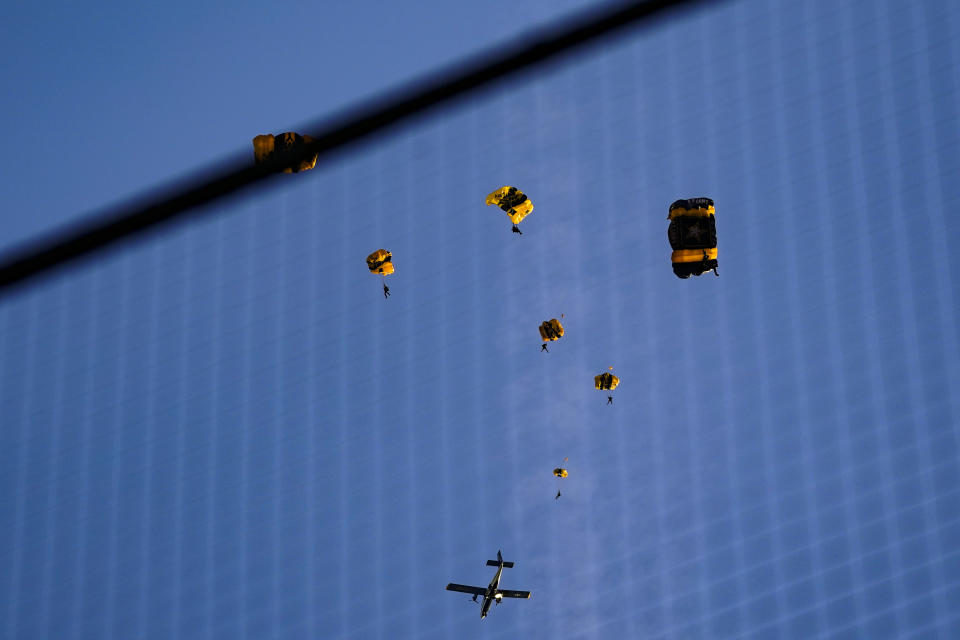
[[553, 462, 568, 499], [367, 249, 395, 298], [541, 343, 549, 352], [512, 225, 523, 235], [595, 370, 619, 401]]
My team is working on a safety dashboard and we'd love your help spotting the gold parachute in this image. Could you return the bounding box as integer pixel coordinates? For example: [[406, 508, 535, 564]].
[[252, 132, 318, 173], [594, 371, 619, 391], [486, 186, 533, 226], [366, 249, 395, 276], [538, 317, 564, 342], [667, 197, 718, 278]]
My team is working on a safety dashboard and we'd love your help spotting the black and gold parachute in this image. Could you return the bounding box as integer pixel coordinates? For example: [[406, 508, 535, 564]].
[[594, 371, 619, 391], [538, 318, 564, 342], [486, 186, 533, 227], [366, 249, 395, 276], [252, 132, 318, 173], [667, 197, 718, 278]]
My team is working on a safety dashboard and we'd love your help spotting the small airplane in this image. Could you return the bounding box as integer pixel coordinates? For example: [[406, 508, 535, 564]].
[[446, 550, 531, 619]]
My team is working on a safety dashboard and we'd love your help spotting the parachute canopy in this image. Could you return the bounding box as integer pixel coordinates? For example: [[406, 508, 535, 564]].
[[594, 372, 619, 391], [252, 132, 318, 173], [366, 249, 394, 276], [539, 318, 564, 342], [486, 186, 533, 225], [552, 468, 568, 478], [668, 197, 717, 278]]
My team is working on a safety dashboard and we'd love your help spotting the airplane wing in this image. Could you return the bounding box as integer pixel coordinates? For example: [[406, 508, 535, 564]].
[[497, 589, 531, 599], [446, 583, 486, 596]]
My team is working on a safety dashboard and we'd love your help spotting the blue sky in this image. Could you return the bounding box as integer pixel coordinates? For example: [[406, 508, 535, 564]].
[[2, 1, 960, 639]]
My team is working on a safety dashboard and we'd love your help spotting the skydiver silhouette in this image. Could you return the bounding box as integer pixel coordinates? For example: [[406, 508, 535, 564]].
[[383, 283, 390, 298], [541, 343, 549, 352], [555, 490, 562, 500], [607, 395, 613, 405], [512, 224, 523, 235]]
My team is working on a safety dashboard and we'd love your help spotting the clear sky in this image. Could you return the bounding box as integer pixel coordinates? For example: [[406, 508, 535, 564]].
[[2, 1, 960, 639]]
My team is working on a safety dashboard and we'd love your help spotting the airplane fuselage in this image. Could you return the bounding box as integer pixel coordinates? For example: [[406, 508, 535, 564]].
[[480, 565, 504, 619]]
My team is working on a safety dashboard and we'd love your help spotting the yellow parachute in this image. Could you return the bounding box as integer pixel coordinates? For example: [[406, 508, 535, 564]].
[[668, 197, 718, 278], [594, 371, 619, 391], [252, 132, 318, 173], [486, 186, 533, 226], [366, 249, 394, 276], [538, 317, 564, 342]]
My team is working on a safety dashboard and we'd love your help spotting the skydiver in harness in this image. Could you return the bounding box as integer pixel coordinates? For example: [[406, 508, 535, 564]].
[[512, 224, 523, 235], [541, 343, 549, 352], [383, 283, 390, 298], [607, 395, 613, 405]]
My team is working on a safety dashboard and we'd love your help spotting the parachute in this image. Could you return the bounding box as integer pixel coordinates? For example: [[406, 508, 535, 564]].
[[538, 318, 564, 342], [252, 132, 318, 173], [486, 186, 533, 226], [366, 249, 395, 276], [667, 197, 718, 278], [594, 371, 619, 391]]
